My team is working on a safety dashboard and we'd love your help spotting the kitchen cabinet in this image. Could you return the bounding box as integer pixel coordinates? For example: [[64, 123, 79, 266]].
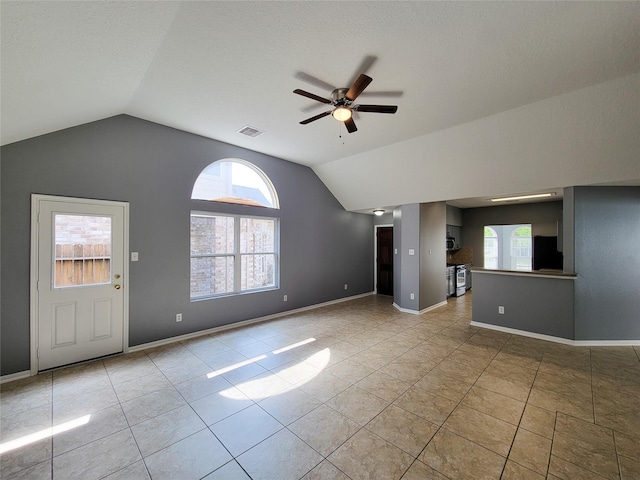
[[446, 225, 462, 250]]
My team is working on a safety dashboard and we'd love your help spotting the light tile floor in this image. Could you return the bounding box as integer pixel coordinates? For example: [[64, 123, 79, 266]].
[[2, 294, 640, 479]]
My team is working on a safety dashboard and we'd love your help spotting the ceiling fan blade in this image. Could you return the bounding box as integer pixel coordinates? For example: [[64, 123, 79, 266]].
[[293, 89, 331, 104], [294, 72, 336, 92], [355, 104, 398, 114], [359, 90, 404, 98], [300, 111, 332, 124], [347, 55, 377, 87], [345, 74, 373, 101], [344, 117, 357, 133]]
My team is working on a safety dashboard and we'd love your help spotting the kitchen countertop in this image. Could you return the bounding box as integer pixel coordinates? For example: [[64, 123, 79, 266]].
[[471, 267, 577, 279]]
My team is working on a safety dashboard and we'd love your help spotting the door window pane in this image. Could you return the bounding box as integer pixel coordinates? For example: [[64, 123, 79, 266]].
[[54, 214, 111, 287]]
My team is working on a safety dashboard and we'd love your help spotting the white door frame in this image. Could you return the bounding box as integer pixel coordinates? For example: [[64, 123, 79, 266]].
[[30, 194, 130, 375]]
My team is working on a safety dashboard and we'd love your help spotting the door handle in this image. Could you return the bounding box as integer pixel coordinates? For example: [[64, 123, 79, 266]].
[[114, 284, 121, 290]]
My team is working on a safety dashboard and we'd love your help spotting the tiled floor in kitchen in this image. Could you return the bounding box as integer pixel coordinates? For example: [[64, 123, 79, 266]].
[[1, 294, 639, 479]]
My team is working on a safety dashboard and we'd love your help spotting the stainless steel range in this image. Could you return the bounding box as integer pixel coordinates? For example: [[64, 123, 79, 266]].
[[454, 264, 467, 297]]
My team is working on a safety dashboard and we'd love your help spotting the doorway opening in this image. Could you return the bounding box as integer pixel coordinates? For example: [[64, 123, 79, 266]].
[[375, 225, 394, 296]]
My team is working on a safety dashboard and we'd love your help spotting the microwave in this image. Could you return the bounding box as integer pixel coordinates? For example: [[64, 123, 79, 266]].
[[446, 237, 455, 249]]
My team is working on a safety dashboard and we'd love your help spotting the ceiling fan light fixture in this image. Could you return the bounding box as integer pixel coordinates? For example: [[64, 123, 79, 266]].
[[332, 106, 352, 122]]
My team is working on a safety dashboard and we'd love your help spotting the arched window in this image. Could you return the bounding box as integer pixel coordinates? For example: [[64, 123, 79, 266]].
[[510, 226, 532, 271], [190, 159, 280, 299], [192, 159, 279, 209], [484, 227, 499, 269]]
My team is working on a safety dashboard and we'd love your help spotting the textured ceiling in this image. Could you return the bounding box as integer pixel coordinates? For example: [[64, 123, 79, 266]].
[[2, 1, 640, 209]]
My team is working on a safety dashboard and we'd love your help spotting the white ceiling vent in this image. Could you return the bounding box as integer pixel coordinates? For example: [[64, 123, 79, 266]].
[[237, 126, 265, 138]]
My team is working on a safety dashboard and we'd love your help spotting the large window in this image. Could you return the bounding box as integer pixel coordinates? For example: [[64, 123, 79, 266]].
[[484, 224, 532, 271], [190, 212, 278, 299], [510, 226, 532, 271]]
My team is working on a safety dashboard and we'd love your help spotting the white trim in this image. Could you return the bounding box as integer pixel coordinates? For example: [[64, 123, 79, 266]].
[[393, 300, 447, 315], [129, 292, 375, 353], [574, 340, 640, 346], [471, 269, 576, 280], [471, 321, 640, 346], [470, 321, 575, 345], [0, 371, 31, 384], [30, 194, 130, 374]]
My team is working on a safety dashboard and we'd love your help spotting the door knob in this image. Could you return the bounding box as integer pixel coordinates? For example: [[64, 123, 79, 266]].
[[114, 284, 121, 290]]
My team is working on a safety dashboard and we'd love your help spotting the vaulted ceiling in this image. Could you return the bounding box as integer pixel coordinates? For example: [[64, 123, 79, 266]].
[[2, 1, 639, 211]]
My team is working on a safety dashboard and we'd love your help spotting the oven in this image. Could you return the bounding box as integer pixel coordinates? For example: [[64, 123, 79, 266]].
[[455, 265, 467, 297]]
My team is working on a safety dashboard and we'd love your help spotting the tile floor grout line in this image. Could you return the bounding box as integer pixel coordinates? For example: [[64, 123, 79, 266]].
[[408, 331, 510, 478], [498, 343, 545, 480], [104, 353, 154, 480]]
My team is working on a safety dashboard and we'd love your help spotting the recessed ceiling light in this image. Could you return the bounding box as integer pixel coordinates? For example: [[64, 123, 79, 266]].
[[490, 193, 556, 202]]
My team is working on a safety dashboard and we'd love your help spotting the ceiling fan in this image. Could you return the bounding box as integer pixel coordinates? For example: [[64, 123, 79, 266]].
[[294, 74, 398, 133]]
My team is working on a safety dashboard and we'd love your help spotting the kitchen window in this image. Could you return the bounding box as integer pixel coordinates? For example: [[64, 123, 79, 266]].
[[484, 224, 532, 270], [190, 212, 278, 299], [484, 227, 498, 269]]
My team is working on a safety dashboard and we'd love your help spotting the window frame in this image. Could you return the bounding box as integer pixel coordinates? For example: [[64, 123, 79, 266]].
[[191, 158, 280, 209], [190, 210, 279, 300]]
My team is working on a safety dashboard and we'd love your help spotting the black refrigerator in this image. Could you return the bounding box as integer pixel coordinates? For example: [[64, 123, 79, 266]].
[[533, 236, 563, 270]]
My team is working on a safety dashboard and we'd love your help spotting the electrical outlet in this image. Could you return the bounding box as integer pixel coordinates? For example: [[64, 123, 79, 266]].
[[176, 313, 182, 322], [498, 306, 504, 314], [283, 294, 288, 301], [410, 293, 415, 300], [344, 284, 348, 290]]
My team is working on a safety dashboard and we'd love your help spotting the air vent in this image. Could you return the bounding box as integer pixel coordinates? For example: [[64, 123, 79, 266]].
[[237, 126, 265, 138]]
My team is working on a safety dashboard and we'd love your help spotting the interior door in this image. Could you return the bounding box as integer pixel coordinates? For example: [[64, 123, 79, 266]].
[[376, 226, 394, 296], [33, 196, 127, 371]]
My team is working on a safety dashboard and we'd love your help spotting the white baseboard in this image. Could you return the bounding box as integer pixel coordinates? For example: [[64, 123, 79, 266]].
[[470, 321, 640, 346], [573, 339, 640, 346], [0, 370, 31, 384], [393, 300, 448, 315], [129, 292, 375, 353]]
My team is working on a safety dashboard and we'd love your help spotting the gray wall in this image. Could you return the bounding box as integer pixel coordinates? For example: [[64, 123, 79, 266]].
[[573, 186, 640, 340], [392, 207, 402, 302], [393, 204, 420, 311], [462, 201, 563, 267], [373, 212, 393, 226], [0, 115, 374, 375], [446, 205, 463, 226], [472, 272, 575, 339], [562, 188, 575, 273], [419, 202, 447, 310]]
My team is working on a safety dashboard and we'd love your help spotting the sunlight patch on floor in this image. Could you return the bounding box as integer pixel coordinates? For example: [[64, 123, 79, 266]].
[[218, 348, 331, 400], [0, 414, 91, 454]]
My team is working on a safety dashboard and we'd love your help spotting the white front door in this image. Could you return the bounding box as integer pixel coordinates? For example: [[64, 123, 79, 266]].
[[32, 195, 128, 371]]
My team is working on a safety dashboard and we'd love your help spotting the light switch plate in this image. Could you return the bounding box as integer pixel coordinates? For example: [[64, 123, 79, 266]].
[[131, 252, 139, 262]]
